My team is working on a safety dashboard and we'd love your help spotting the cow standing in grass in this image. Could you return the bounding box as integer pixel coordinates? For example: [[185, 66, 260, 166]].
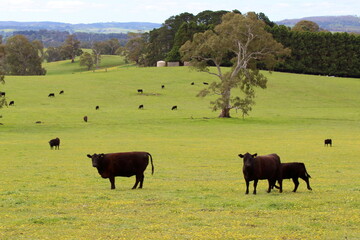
[[87, 152, 154, 190], [49, 138, 60, 150], [239, 153, 282, 194], [275, 162, 312, 192]]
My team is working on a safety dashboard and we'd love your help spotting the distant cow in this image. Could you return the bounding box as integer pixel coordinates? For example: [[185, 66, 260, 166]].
[[161, 85, 165, 89], [86, 152, 154, 189], [9, 101, 14, 106], [171, 105, 177, 110], [203, 82, 209, 85], [59, 90, 64, 94], [191, 82, 194, 85], [83, 116, 88, 122], [138, 104, 144, 109], [275, 162, 312, 192], [0, 92, 5, 97], [137, 89, 143, 94], [239, 153, 282, 194], [35, 121, 42, 124], [48, 93, 55, 97], [95, 106, 99, 110], [49, 137, 60, 150], [324, 139, 332, 147]]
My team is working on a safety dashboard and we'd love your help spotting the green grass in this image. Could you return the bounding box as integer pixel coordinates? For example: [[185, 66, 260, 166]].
[[0, 58, 359, 239]]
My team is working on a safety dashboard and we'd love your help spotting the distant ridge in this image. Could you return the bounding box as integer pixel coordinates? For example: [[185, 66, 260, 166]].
[[276, 15, 360, 33], [0, 21, 162, 34]]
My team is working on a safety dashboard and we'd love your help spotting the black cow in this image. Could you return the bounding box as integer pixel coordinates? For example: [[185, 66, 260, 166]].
[[0, 92, 5, 96], [324, 139, 332, 147], [239, 153, 282, 194], [9, 101, 14, 106], [59, 90, 64, 94], [35, 121, 42, 124], [191, 82, 195, 85], [138, 104, 144, 109], [83, 116, 88, 122], [138, 89, 143, 94], [203, 82, 209, 85], [48, 93, 55, 97], [95, 106, 99, 110], [86, 152, 154, 189], [161, 85, 165, 89], [49, 137, 60, 150], [171, 105, 177, 110], [275, 162, 312, 192]]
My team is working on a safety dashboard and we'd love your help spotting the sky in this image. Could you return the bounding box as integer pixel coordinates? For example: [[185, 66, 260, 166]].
[[0, 0, 359, 24]]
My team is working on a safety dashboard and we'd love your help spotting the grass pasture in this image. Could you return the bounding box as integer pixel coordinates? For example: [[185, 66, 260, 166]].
[[0, 57, 359, 239]]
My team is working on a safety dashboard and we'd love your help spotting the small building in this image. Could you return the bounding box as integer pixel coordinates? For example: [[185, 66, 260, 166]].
[[167, 62, 180, 67], [157, 61, 166, 67]]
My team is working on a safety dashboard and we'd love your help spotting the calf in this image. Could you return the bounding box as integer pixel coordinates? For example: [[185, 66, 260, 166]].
[[276, 162, 312, 192], [49, 137, 60, 150], [171, 105, 177, 110], [324, 139, 332, 147], [87, 152, 154, 189], [48, 93, 55, 97], [239, 153, 282, 194]]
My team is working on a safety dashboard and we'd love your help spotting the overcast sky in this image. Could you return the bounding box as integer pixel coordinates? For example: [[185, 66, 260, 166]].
[[0, 0, 359, 24]]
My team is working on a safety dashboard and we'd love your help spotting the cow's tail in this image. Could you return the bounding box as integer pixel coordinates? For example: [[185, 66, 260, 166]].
[[148, 153, 154, 175], [302, 163, 311, 178]]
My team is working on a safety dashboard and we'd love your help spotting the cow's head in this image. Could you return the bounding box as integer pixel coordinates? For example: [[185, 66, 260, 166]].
[[87, 153, 105, 168], [238, 152, 257, 169]]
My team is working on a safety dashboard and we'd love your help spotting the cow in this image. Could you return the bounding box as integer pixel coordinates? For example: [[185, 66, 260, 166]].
[[9, 101, 14, 106], [59, 90, 64, 94], [274, 162, 312, 192], [238, 152, 282, 194], [35, 121, 42, 124], [49, 137, 60, 150], [191, 82, 195, 85], [0, 92, 5, 97], [86, 152, 154, 190], [83, 116, 88, 122], [95, 106, 99, 110], [171, 105, 177, 110], [324, 139, 332, 147], [161, 85, 165, 89], [137, 89, 143, 94], [138, 104, 144, 109], [203, 82, 209, 85], [48, 93, 55, 97]]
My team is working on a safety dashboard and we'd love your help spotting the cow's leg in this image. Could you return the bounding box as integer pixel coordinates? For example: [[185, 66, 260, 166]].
[[138, 173, 145, 189], [132, 175, 140, 189], [292, 178, 299, 192], [253, 179, 258, 195], [109, 176, 115, 189], [278, 178, 283, 193], [301, 176, 312, 191], [245, 180, 250, 194], [267, 179, 272, 193]]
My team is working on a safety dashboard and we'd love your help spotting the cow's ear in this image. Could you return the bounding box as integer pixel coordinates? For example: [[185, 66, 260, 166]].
[[238, 154, 244, 158], [87, 154, 92, 158], [253, 153, 258, 157]]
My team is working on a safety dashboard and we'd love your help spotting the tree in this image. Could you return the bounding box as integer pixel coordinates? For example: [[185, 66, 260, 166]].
[[92, 42, 103, 69], [292, 20, 320, 32], [62, 34, 82, 63], [0, 36, 6, 109], [5, 35, 46, 75], [79, 52, 94, 70], [121, 36, 147, 65], [180, 12, 289, 118]]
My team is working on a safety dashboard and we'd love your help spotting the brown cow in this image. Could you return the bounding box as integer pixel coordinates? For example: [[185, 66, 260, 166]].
[[86, 152, 154, 190], [238, 153, 282, 194], [49, 137, 60, 149], [275, 162, 312, 192]]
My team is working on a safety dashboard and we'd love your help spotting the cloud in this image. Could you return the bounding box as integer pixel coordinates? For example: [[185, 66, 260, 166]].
[[46, 1, 85, 9]]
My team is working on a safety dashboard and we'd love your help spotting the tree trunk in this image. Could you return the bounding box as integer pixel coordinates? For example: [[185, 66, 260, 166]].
[[219, 107, 231, 118]]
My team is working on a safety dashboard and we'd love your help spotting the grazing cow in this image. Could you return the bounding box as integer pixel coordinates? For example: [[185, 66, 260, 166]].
[[59, 90, 64, 94], [138, 104, 144, 109], [48, 93, 55, 97], [95, 106, 99, 110], [137, 89, 143, 94], [203, 82, 209, 85], [49, 137, 60, 150], [86, 152, 154, 190], [9, 101, 14, 106], [0, 91, 5, 96], [191, 82, 195, 85], [324, 139, 332, 147], [161, 85, 165, 89], [35, 121, 42, 124], [171, 105, 177, 110], [275, 162, 312, 192], [238, 153, 282, 194], [83, 116, 88, 122]]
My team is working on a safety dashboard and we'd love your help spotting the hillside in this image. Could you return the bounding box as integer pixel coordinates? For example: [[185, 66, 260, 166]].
[[0, 21, 161, 34], [276, 15, 360, 33]]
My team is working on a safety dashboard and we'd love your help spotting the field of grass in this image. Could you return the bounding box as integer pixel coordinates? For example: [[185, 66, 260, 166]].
[[0, 56, 359, 239]]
